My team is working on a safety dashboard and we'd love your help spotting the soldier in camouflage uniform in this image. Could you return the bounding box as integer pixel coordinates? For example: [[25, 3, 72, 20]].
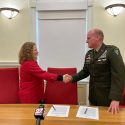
[[64, 28, 125, 114]]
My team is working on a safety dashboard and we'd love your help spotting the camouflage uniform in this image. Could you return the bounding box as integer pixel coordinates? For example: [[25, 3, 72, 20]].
[[72, 43, 125, 106]]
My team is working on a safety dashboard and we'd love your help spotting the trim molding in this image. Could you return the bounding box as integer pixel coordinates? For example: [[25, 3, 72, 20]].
[[36, 0, 87, 11], [0, 62, 19, 67], [29, 0, 94, 9]]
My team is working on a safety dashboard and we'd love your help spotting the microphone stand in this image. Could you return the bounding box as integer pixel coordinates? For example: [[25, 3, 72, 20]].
[[36, 118, 41, 125]]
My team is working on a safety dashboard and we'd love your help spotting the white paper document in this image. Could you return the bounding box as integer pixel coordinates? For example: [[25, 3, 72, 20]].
[[47, 105, 70, 117], [76, 106, 99, 120]]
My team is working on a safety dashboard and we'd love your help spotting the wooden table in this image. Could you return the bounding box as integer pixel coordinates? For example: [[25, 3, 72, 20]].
[[0, 104, 125, 125]]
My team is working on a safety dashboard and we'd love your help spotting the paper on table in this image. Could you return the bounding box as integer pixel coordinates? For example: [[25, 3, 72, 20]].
[[76, 106, 99, 120], [47, 105, 70, 117]]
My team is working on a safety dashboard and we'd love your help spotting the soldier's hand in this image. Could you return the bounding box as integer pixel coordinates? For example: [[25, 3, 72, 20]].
[[107, 100, 119, 114]]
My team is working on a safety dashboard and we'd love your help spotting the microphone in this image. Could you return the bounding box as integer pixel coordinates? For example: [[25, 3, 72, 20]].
[[34, 104, 45, 125]]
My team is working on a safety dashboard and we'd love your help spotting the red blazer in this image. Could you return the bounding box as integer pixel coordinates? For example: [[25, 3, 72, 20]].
[[19, 60, 58, 104]]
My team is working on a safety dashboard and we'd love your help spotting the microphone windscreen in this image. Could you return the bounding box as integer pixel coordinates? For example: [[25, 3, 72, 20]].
[[34, 104, 45, 120]]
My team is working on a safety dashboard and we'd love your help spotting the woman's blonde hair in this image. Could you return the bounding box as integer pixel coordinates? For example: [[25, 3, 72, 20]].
[[19, 42, 36, 64]]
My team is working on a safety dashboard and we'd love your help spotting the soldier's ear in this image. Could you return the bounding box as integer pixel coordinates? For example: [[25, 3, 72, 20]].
[[97, 35, 102, 42]]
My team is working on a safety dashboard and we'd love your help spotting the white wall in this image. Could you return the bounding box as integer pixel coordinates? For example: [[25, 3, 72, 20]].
[[92, 0, 125, 59], [0, 0, 125, 62], [0, 0, 30, 63]]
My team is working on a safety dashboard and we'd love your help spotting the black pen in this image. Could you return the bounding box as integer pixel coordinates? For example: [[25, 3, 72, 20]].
[[84, 108, 88, 114], [52, 105, 56, 111]]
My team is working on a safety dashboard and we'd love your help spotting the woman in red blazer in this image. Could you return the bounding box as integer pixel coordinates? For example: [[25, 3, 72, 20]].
[[18, 42, 63, 104]]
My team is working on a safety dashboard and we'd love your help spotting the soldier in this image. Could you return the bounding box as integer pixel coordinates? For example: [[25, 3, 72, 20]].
[[64, 28, 125, 114]]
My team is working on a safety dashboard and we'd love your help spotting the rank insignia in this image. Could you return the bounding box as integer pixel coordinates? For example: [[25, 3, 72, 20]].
[[114, 48, 120, 55]]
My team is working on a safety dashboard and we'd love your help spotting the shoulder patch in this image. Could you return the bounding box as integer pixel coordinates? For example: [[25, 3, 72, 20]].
[[113, 48, 120, 55]]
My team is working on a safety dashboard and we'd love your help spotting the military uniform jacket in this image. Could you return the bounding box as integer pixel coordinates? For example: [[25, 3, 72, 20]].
[[72, 43, 125, 106]]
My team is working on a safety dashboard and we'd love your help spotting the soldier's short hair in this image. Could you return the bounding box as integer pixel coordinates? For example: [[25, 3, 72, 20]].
[[94, 29, 104, 40]]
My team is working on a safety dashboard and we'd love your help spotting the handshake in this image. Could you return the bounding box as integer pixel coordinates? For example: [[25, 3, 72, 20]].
[[63, 74, 73, 83]]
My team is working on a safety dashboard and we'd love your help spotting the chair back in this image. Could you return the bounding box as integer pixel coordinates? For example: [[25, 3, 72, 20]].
[[0, 68, 19, 103], [44, 67, 78, 104]]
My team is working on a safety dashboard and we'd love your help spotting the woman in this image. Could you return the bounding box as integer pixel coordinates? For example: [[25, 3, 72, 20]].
[[19, 42, 63, 103]]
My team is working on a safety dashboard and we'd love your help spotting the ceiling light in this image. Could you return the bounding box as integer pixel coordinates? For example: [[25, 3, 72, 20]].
[[0, 7, 19, 19], [105, 4, 125, 16]]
